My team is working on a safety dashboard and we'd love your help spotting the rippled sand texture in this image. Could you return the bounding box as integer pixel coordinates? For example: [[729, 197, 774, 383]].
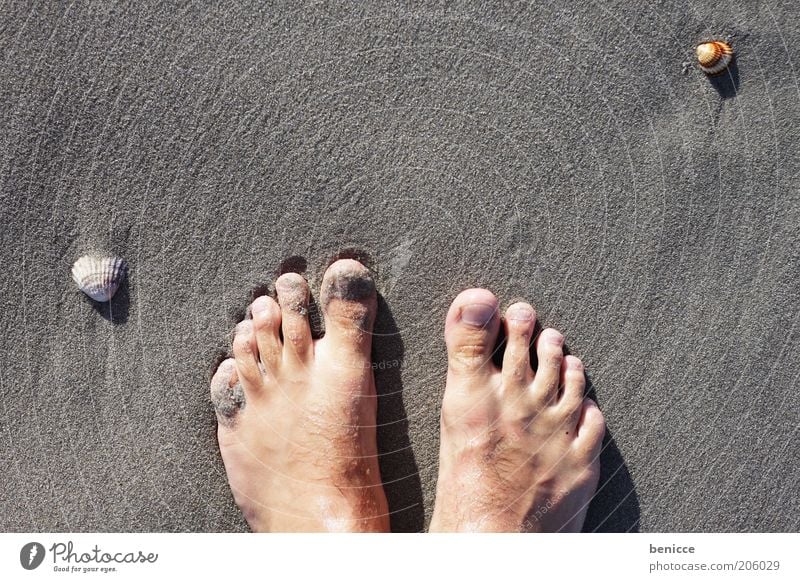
[[1, 1, 798, 532]]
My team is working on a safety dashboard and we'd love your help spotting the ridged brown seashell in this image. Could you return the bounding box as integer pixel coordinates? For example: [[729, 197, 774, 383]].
[[71, 255, 128, 302], [696, 41, 733, 75]]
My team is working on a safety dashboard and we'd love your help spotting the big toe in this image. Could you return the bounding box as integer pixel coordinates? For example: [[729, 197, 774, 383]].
[[319, 259, 377, 355], [444, 288, 501, 380]]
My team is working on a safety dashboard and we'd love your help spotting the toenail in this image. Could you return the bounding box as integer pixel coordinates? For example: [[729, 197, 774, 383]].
[[460, 303, 497, 327], [212, 381, 246, 426], [567, 357, 583, 370], [236, 320, 253, 333], [276, 272, 305, 291], [544, 330, 564, 345], [251, 299, 269, 315], [324, 271, 375, 302], [506, 305, 534, 322]]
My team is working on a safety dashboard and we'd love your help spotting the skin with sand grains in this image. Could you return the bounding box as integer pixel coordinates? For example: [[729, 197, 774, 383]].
[[209, 360, 245, 429], [210, 259, 605, 532]]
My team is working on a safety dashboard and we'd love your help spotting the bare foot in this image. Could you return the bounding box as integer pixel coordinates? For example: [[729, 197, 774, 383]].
[[210, 259, 389, 532], [430, 289, 605, 532]]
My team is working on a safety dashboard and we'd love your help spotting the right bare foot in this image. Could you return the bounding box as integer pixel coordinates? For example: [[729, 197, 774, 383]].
[[210, 259, 389, 532], [430, 289, 605, 532]]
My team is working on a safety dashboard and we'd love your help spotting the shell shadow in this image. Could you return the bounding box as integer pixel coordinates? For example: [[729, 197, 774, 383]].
[[373, 293, 425, 532], [583, 374, 641, 532], [87, 276, 130, 324], [708, 59, 740, 99]]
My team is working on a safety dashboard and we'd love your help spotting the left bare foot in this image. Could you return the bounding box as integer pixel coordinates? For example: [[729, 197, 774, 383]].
[[210, 259, 390, 532]]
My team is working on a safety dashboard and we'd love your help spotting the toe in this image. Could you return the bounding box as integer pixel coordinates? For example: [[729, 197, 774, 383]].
[[319, 259, 377, 355], [531, 327, 564, 404], [232, 320, 264, 394], [275, 272, 313, 364], [501, 302, 536, 387], [445, 288, 500, 379], [210, 359, 246, 429], [559, 355, 586, 409], [574, 399, 605, 456], [251, 295, 282, 371]]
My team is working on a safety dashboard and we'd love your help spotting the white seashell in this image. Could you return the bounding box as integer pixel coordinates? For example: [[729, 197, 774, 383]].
[[71, 255, 128, 302], [696, 41, 734, 75]]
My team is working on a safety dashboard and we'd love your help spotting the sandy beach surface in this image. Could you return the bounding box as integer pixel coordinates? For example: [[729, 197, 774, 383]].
[[1, 1, 798, 532]]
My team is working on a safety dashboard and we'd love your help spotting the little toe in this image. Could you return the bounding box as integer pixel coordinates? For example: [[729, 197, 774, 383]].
[[319, 259, 377, 355], [559, 355, 586, 410], [574, 399, 606, 457], [501, 302, 536, 387], [444, 288, 501, 381], [210, 358, 246, 429], [531, 327, 565, 404], [275, 272, 313, 364], [251, 295, 282, 371], [232, 319, 264, 394]]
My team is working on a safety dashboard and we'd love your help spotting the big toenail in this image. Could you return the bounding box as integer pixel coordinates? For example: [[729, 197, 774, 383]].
[[506, 305, 534, 322], [461, 303, 496, 327]]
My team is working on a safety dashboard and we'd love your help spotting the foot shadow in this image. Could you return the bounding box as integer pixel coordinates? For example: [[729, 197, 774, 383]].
[[708, 59, 740, 99], [583, 375, 641, 532], [373, 294, 425, 532], [87, 276, 130, 324]]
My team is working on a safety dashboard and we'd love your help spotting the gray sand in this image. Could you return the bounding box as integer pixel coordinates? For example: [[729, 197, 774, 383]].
[[1, 1, 798, 532]]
